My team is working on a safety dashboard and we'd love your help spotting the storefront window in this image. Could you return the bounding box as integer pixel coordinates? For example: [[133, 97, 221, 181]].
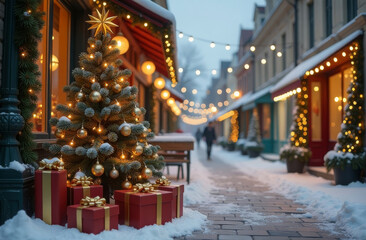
[[34, 0, 70, 134], [328, 67, 352, 141], [311, 82, 321, 141], [262, 104, 271, 139], [278, 100, 286, 141]]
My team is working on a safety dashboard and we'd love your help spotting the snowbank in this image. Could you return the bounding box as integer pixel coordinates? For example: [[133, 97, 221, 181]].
[[0, 208, 206, 240], [214, 146, 366, 239], [0, 160, 35, 173]]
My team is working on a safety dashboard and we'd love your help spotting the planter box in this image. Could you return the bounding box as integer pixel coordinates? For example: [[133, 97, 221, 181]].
[[286, 159, 305, 173], [248, 149, 260, 158], [334, 164, 361, 185], [240, 148, 248, 155]]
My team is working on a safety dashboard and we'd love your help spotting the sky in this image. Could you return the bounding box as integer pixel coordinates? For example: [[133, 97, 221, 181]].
[[167, 0, 266, 96]]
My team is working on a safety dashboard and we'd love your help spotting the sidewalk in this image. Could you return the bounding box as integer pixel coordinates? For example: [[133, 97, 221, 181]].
[[178, 147, 348, 240]]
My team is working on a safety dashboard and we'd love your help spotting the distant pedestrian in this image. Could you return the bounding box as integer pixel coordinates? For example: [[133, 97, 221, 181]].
[[195, 128, 202, 147], [203, 122, 217, 160]]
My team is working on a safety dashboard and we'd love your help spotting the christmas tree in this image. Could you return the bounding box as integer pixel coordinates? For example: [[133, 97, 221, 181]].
[[45, 7, 165, 194], [280, 80, 311, 163], [324, 40, 365, 171], [247, 113, 261, 144]]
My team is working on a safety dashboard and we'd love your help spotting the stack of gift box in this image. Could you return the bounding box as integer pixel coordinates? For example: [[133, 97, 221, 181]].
[[35, 158, 184, 234]]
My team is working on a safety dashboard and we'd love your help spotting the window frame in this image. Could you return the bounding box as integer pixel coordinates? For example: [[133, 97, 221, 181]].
[[308, 2, 314, 49], [325, 0, 332, 37]]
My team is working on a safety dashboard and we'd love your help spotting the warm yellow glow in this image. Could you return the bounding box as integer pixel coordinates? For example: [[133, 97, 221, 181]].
[[224, 101, 229, 106], [144, 22, 148, 27], [188, 36, 194, 42], [178, 32, 184, 38], [112, 34, 129, 54], [314, 86, 319, 92], [261, 59, 266, 64], [178, 67, 183, 73], [192, 89, 198, 94], [181, 115, 207, 125], [277, 52, 282, 57], [211, 69, 217, 75], [181, 87, 187, 93], [233, 90, 240, 98], [333, 57, 338, 62], [195, 70, 201, 76], [217, 89, 222, 95], [161, 90, 170, 100], [225, 44, 231, 51], [210, 42, 216, 48], [320, 65, 324, 70], [218, 110, 234, 121], [141, 61, 156, 75], [167, 97, 175, 106], [226, 88, 231, 94], [334, 97, 339, 102], [270, 44, 276, 51], [227, 67, 233, 73], [51, 55, 59, 71], [342, 52, 346, 57], [244, 64, 250, 69], [211, 106, 218, 113], [154, 77, 165, 89], [326, 61, 331, 66], [250, 46, 255, 52]]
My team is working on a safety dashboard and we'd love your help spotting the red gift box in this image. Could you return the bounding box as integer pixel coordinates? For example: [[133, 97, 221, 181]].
[[67, 185, 103, 205], [114, 190, 172, 229], [35, 169, 67, 225], [67, 204, 119, 234], [157, 185, 184, 218]]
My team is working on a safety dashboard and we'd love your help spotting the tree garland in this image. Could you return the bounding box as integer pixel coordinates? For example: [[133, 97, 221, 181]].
[[14, 0, 44, 163]]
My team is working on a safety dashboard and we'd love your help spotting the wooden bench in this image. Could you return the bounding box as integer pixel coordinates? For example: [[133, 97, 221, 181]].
[[149, 134, 194, 184]]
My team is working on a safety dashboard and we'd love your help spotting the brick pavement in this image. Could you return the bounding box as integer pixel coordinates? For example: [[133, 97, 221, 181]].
[[177, 148, 348, 240]]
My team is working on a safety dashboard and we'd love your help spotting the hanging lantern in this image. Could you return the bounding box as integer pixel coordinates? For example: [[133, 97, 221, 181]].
[[141, 61, 155, 75], [154, 77, 165, 89], [112, 32, 129, 54], [161, 90, 170, 100]]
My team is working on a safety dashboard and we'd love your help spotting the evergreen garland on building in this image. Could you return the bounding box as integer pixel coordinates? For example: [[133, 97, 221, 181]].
[[14, 0, 44, 163]]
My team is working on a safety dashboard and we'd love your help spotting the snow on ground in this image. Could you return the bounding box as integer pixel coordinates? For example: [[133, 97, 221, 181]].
[[213, 145, 366, 240], [0, 208, 206, 240], [164, 143, 216, 206]]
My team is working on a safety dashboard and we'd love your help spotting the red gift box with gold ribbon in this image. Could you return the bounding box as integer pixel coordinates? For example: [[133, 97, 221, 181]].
[[114, 189, 172, 229], [35, 169, 67, 225], [157, 184, 184, 218], [67, 202, 119, 234], [67, 185, 103, 205]]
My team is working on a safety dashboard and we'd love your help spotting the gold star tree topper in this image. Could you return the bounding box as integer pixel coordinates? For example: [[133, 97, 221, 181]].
[[87, 6, 118, 36]]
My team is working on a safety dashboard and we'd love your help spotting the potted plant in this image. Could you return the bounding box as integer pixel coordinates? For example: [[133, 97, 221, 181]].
[[280, 144, 311, 173], [245, 113, 263, 158], [236, 138, 248, 155], [227, 141, 236, 151], [324, 151, 365, 185]]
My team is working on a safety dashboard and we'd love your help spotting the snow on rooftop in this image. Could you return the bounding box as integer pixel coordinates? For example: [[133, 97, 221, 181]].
[[271, 30, 362, 93], [134, 0, 176, 26]]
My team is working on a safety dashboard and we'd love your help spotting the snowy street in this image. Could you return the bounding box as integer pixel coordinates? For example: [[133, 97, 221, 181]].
[[175, 144, 366, 240]]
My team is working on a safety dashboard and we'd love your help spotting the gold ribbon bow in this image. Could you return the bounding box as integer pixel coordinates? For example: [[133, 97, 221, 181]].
[[71, 176, 94, 186], [132, 183, 155, 193], [155, 177, 171, 186], [39, 159, 64, 171], [80, 196, 106, 207]]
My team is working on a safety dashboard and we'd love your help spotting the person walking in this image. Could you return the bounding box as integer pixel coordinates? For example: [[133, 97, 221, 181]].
[[203, 122, 217, 160], [195, 128, 202, 147]]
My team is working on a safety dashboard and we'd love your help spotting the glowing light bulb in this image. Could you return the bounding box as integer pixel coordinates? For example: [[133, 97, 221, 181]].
[[261, 59, 266, 64], [270, 45, 276, 51], [188, 36, 194, 42], [250, 46, 255, 52], [178, 32, 184, 38], [225, 44, 231, 51], [210, 42, 216, 48], [277, 52, 282, 57], [212, 69, 217, 75], [244, 64, 250, 69]]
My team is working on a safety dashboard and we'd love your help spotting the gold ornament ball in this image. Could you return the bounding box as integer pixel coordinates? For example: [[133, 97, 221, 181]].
[[122, 180, 132, 190], [112, 83, 122, 93], [75, 91, 84, 102], [109, 168, 119, 179], [91, 161, 104, 176], [94, 178, 102, 185], [77, 128, 88, 138], [89, 91, 102, 102], [120, 125, 131, 136], [55, 129, 65, 138], [133, 145, 144, 156], [134, 108, 142, 116], [142, 167, 153, 179]]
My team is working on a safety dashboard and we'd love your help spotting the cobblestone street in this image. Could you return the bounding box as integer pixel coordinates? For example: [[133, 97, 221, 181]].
[[179, 148, 348, 240]]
